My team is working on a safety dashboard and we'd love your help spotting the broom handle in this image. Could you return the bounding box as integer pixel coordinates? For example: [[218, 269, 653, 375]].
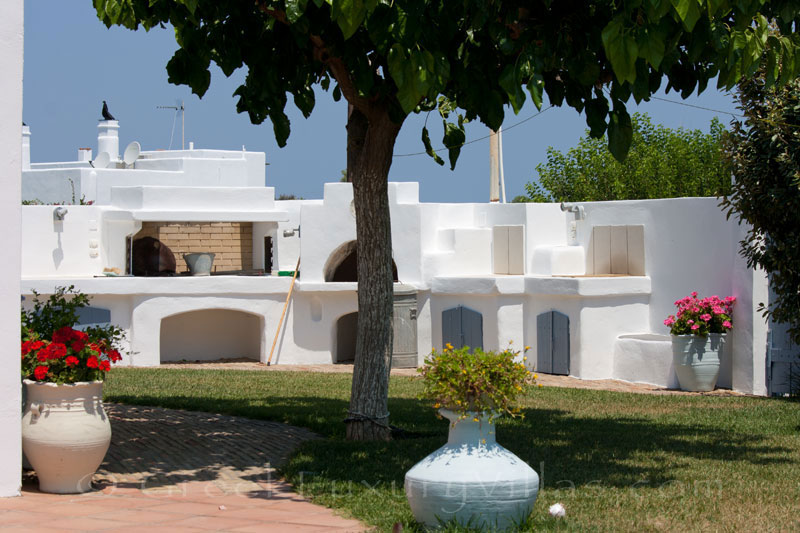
[[267, 257, 300, 365]]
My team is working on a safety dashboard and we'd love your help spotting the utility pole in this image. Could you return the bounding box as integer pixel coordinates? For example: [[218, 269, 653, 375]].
[[489, 127, 506, 203]]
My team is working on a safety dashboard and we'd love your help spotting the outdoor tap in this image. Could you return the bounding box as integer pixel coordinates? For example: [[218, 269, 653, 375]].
[[283, 226, 301, 238], [560, 202, 585, 220], [53, 206, 68, 221], [560, 202, 584, 245]]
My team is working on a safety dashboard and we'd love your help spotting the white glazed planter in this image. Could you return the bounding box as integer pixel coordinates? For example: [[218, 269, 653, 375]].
[[405, 409, 539, 530], [21, 380, 111, 493], [671, 334, 725, 392]]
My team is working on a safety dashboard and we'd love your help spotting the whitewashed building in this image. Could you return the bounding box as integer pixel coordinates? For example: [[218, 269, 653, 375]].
[[19, 118, 781, 398]]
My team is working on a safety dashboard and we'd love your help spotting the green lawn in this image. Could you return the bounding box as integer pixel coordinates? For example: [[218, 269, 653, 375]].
[[105, 368, 800, 532]]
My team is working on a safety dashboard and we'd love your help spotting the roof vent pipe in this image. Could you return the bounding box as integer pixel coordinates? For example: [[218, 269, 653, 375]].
[[97, 120, 120, 161]]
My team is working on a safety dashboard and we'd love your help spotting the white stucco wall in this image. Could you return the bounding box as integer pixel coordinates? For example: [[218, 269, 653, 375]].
[[16, 155, 771, 394], [21, 206, 107, 278], [577, 198, 737, 332], [0, 0, 22, 498]]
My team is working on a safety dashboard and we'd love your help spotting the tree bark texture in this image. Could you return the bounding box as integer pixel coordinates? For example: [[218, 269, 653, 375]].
[[345, 107, 402, 441]]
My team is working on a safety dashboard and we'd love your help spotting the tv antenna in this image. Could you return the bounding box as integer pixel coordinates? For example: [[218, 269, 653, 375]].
[[157, 99, 185, 150]]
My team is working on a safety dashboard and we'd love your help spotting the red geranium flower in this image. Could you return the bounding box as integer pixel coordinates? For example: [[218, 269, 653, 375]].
[[52, 326, 76, 344], [99, 360, 111, 372], [65, 355, 79, 367], [21, 340, 45, 355], [107, 349, 121, 362], [71, 340, 85, 352], [72, 330, 89, 342], [33, 365, 48, 380], [86, 355, 99, 369], [49, 343, 67, 359]]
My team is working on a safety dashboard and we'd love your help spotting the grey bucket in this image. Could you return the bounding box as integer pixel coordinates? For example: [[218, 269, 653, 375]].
[[183, 252, 216, 276]]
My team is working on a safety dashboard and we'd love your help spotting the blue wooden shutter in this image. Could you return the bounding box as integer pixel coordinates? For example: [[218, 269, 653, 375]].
[[442, 307, 462, 349], [552, 311, 570, 375], [461, 307, 483, 350], [537, 310, 569, 375], [442, 306, 483, 350], [537, 312, 553, 373], [75, 307, 111, 328]]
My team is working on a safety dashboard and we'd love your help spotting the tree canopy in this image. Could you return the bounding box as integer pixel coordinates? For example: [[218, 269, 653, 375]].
[[95, 0, 800, 440], [722, 68, 800, 344], [523, 112, 731, 202]]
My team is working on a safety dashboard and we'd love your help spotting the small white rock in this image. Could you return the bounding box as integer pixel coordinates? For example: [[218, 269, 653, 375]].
[[548, 503, 566, 518], [219, 505, 226, 511]]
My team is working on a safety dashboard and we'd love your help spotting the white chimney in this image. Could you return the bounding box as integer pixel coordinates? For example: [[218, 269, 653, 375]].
[[78, 148, 92, 162], [22, 124, 31, 170], [97, 120, 120, 161]]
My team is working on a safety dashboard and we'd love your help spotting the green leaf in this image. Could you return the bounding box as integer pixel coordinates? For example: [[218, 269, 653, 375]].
[[638, 28, 666, 69], [421, 126, 444, 166], [527, 73, 544, 110], [608, 104, 633, 162], [499, 64, 526, 114], [670, 0, 702, 31], [333, 0, 366, 40], [602, 19, 638, 84], [270, 109, 291, 147], [286, 0, 309, 23], [585, 97, 609, 138], [389, 48, 428, 114], [443, 121, 466, 170], [177, 0, 198, 15]]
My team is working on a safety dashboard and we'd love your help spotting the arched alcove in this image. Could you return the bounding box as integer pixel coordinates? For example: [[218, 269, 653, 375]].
[[335, 312, 358, 363], [160, 309, 262, 362], [323, 240, 398, 282]]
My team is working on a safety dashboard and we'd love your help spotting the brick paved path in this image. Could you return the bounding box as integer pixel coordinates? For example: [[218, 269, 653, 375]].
[[96, 404, 318, 496], [4, 404, 367, 532]]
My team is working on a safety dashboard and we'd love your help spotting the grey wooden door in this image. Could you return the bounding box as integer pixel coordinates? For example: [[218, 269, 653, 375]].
[[537, 310, 570, 375], [767, 284, 799, 395], [442, 306, 483, 350], [392, 290, 418, 368]]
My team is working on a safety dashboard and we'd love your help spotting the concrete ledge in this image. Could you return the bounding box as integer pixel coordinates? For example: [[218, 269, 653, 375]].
[[431, 275, 651, 296], [22, 276, 294, 296]]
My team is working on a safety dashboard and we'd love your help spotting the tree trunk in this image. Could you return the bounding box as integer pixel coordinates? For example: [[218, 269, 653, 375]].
[[345, 106, 402, 441]]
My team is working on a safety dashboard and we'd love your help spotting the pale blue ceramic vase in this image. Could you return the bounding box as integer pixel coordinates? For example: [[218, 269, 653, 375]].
[[405, 409, 539, 530], [671, 333, 725, 392]]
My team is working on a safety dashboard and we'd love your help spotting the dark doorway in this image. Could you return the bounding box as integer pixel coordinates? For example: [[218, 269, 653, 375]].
[[264, 236, 273, 273]]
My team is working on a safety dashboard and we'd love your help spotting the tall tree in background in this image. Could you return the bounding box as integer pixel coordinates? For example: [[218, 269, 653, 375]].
[[95, 0, 800, 440], [523, 113, 730, 202], [722, 69, 800, 343]]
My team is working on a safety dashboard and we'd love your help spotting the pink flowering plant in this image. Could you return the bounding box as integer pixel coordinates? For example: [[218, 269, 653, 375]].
[[664, 292, 735, 336], [21, 286, 125, 384]]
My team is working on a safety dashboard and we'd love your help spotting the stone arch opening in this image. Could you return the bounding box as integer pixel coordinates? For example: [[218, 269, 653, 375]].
[[334, 312, 358, 363], [323, 240, 398, 282], [160, 309, 263, 362]]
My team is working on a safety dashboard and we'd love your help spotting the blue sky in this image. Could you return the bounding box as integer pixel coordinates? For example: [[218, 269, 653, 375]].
[[24, 1, 741, 202]]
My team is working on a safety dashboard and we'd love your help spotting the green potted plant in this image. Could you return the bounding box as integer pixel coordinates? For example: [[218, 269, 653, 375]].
[[405, 343, 540, 530], [21, 286, 125, 493], [664, 292, 735, 391]]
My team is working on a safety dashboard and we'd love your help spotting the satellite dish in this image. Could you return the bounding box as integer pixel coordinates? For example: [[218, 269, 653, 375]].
[[123, 141, 141, 166], [92, 151, 110, 169]]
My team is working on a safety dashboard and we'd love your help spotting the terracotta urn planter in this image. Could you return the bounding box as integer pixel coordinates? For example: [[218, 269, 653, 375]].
[[21, 380, 111, 493], [671, 334, 726, 392], [405, 409, 539, 530]]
